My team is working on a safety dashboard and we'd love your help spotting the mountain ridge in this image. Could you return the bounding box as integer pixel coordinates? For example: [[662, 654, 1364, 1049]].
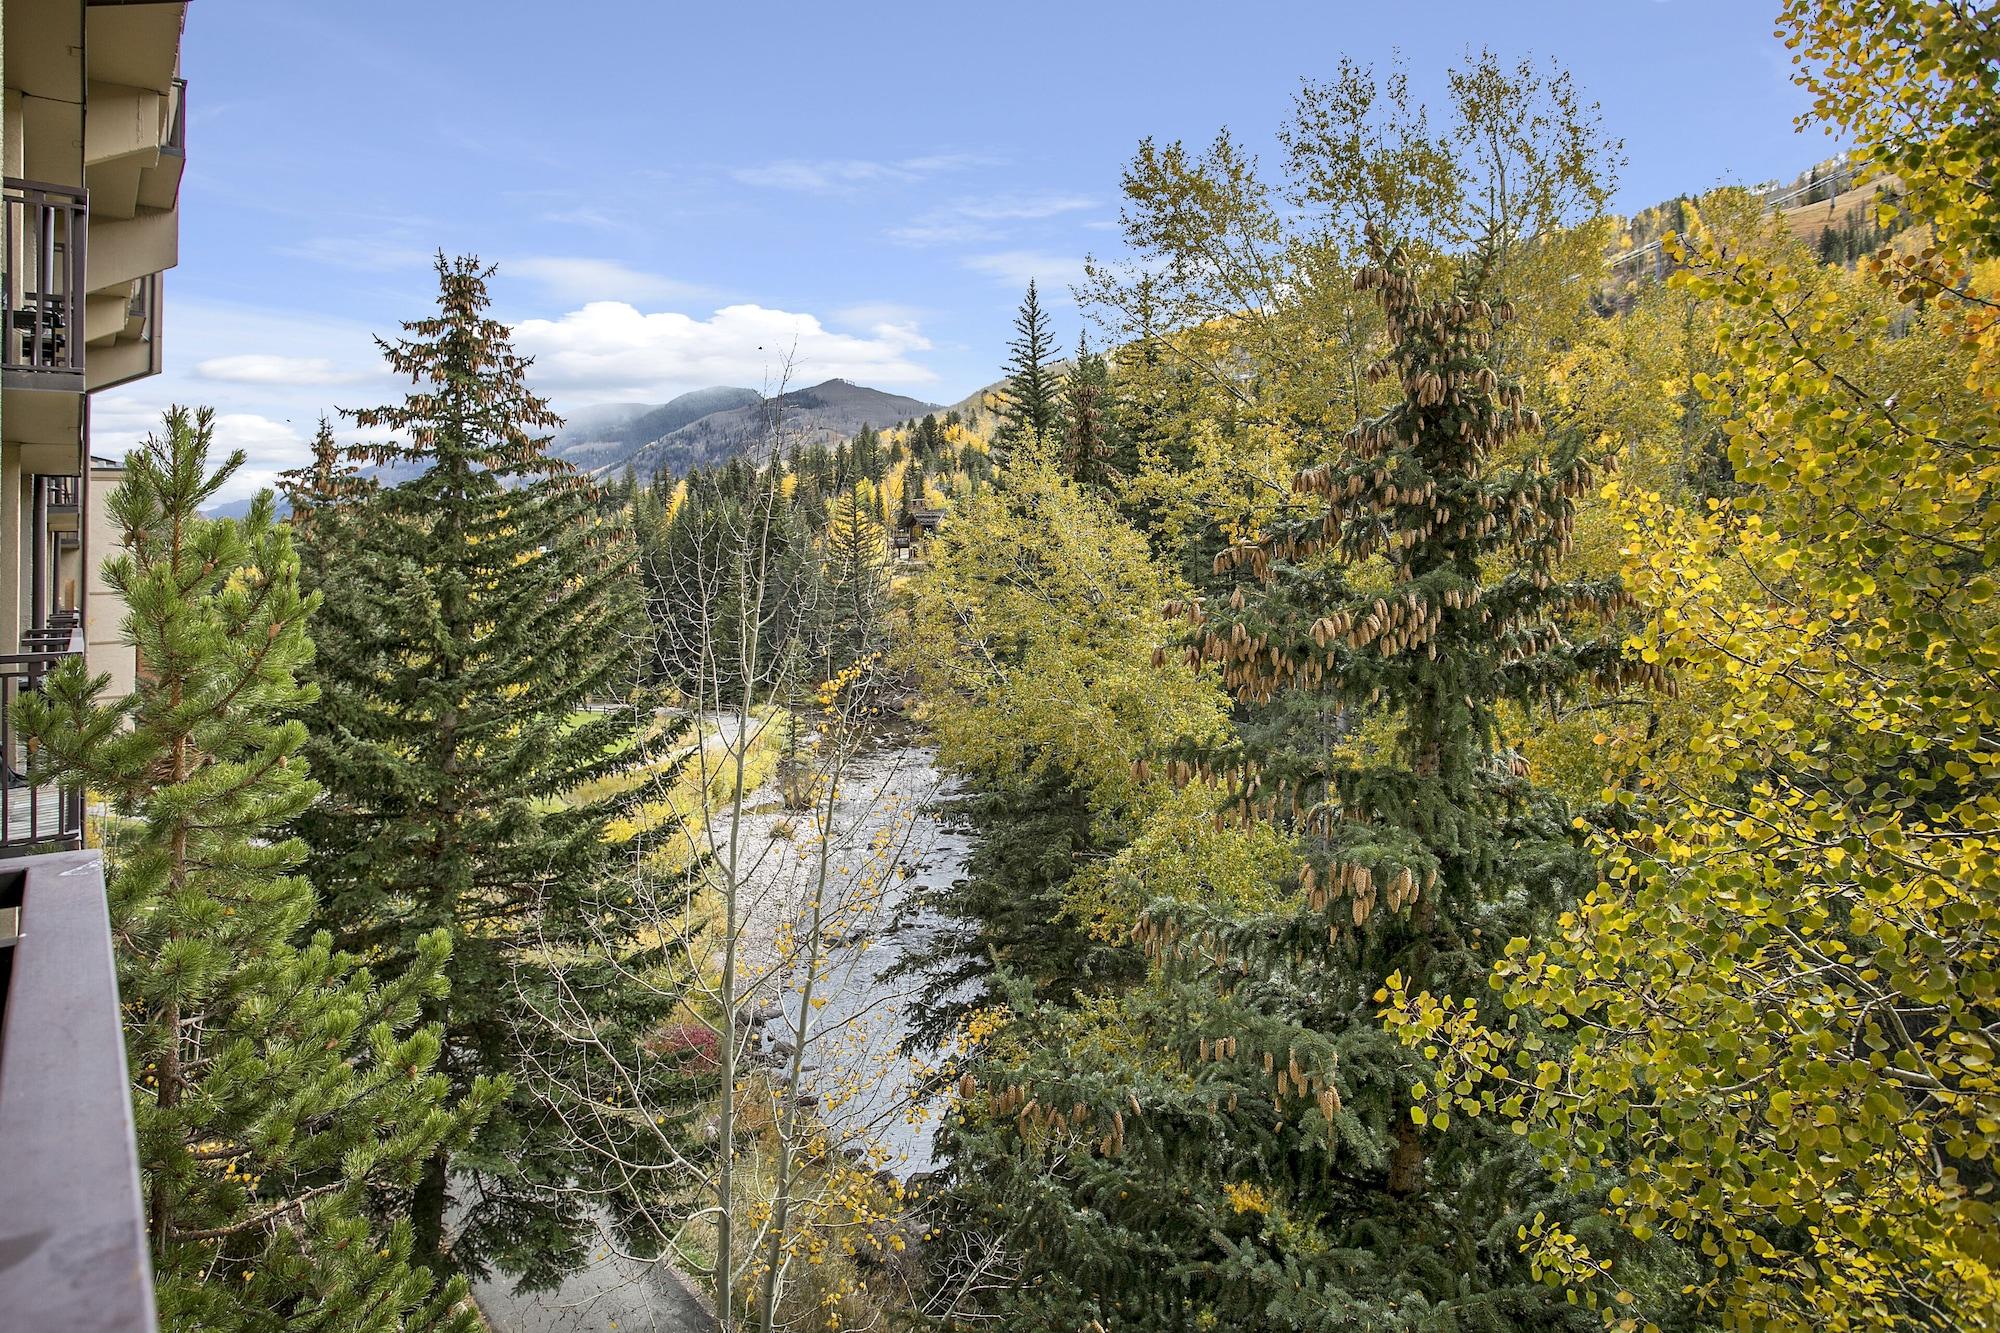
[[560, 377, 942, 479], [550, 386, 766, 474]]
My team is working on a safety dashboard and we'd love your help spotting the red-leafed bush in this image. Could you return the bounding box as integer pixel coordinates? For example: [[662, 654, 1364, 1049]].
[[646, 1021, 720, 1071]]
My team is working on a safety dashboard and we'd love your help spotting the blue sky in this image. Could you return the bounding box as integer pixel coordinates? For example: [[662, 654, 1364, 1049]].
[[108, 0, 1841, 499]]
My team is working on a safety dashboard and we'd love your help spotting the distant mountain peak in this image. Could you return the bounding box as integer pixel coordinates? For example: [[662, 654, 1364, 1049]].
[[550, 380, 941, 479]]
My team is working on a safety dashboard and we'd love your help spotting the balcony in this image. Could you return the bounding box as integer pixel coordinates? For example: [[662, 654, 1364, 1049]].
[[132, 79, 186, 216], [3, 180, 89, 391], [0, 619, 86, 853], [165, 78, 187, 159], [0, 849, 157, 1332]]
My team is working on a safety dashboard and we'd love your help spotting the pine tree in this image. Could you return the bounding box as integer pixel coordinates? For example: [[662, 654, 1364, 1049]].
[[846, 423, 883, 483], [647, 462, 818, 703], [18, 407, 497, 1332], [819, 486, 889, 675], [292, 257, 696, 1286], [943, 234, 1662, 1329], [282, 418, 377, 611], [1059, 332, 1122, 489], [897, 770, 1138, 1050], [996, 280, 1061, 456], [911, 412, 943, 461]]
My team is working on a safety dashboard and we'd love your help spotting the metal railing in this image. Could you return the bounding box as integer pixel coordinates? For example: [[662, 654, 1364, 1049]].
[[0, 849, 158, 1332], [2, 179, 88, 388], [0, 621, 84, 853]]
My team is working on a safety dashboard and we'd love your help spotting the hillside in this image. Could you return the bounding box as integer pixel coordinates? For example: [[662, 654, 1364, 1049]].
[[551, 386, 764, 473], [616, 378, 941, 479]]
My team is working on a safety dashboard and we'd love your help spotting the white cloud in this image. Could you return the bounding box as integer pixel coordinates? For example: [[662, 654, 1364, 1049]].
[[279, 234, 435, 272], [889, 192, 1094, 246], [898, 153, 997, 173], [537, 205, 628, 230], [512, 301, 937, 402], [888, 219, 1006, 246], [834, 301, 925, 327], [733, 159, 892, 191], [503, 256, 714, 305], [91, 405, 316, 504], [92, 299, 400, 503], [732, 152, 997, 193], [954, 193, 1094, 223], [210, 412, 315, 473], [963, 250, 1089, 291], [95, 288, 940, 505], [194, 354, 367, 386]]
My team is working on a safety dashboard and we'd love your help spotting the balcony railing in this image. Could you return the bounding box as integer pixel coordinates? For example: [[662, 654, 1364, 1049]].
[[0, 620, 85, 853], [2, 179, 88, 389], [0, 849, 157, 1332]]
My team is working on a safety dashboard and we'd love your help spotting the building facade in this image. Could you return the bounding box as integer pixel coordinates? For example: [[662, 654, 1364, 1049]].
[[5, 0, 185, 710], [0, 6, 188, 1329]]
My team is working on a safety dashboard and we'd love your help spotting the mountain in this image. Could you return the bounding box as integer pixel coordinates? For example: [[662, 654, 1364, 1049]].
[[945, 376, 1021, 432], [549, 386, 763, 473], [608, 379, 941, 479], [205, 495, 262, 521]]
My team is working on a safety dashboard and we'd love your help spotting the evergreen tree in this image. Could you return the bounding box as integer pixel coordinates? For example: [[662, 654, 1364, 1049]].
[[819, 486, 889, 676], [19, 408, 497, 1332], [292, 257, 695, 1286], [847, 423, 883, 483], [283, 419, 377, 616], [996, 280, 1061, 456], [1106, 275, 1214, 578], [898, 770, 1138, 1049], [895, 452, 1223, 1044], [1059, 332, 1122, 489], [941, 235, 1667, 1329], [911, 411, 943, 461], [646, 462, 818, 703]]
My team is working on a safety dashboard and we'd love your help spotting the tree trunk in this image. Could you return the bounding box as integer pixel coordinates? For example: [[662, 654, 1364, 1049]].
[[412, 1148, 451, 1279], [1389, 842, 1441, 1200], [149, 998, 180, 1250], [1386, 1114, 1426, 1198]]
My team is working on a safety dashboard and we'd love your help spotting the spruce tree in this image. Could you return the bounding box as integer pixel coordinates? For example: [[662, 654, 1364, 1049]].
[[1059, 332, 1122, 489], [896, 770, 1139, 1050], [283, 419, 376, 608], [291, 257, 696, 1286], [942, 234, 1655, 1329], [847, 423, 882, 483], [996, 279, 1061, 456], [818, 486, 889, 675], [911, 411, 943, 461], [18, 408, 496, 1332], [646, 462, 818, 704]]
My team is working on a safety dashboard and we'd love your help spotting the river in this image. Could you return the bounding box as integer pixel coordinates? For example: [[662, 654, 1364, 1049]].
[[475, 733, 969, 1332]]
